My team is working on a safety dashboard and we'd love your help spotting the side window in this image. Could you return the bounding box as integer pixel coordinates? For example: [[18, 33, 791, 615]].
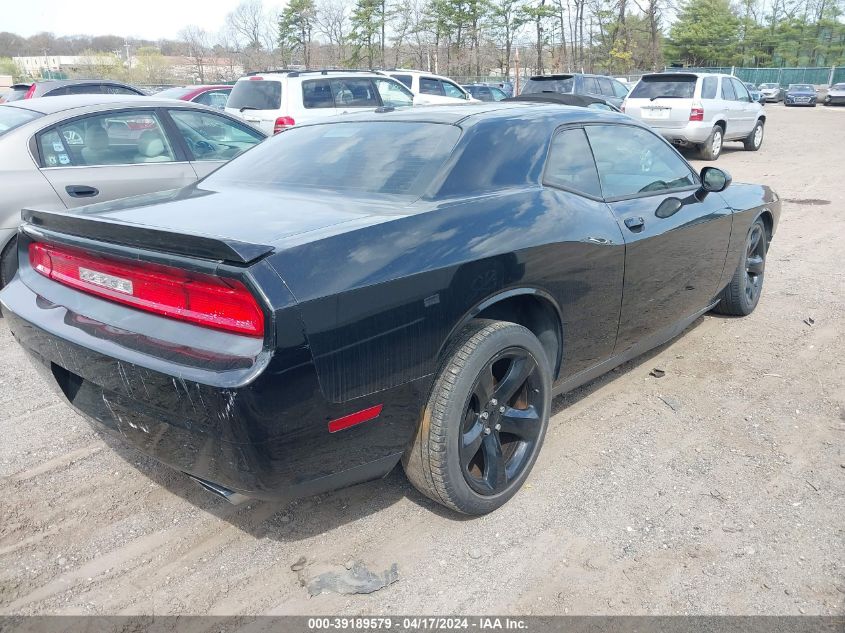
[[442, 81, 465, 99], [490, 87, 507, 101], [701, 76, 718, 99], [331, 78, 378, 107], [597, 77, 614, 96], [374, 78, 414, 108], [38, 129, 75, 167], [170, 110, 263, 161], [420, 77, 442, 95], [302, 79, 336, 109], [585, 125, 696, 199], [391, 74, 413, 89], [50, 110, 175, 166], [194, 90, 230, 109], [543, 128, 602, 198], [720, 78, 736, 101], [582, 76, 600, 94], [612, 80, 629, 98], [731, 78, 750, 102]]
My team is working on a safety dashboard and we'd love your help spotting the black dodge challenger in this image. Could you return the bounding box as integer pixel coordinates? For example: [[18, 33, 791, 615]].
[[1, 104, 780, 515]]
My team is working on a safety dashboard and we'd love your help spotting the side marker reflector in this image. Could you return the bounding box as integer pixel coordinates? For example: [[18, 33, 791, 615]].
[[328, 404, 383, 433]]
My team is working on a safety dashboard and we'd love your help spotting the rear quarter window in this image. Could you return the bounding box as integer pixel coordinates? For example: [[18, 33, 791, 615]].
[[630, 76, 696, 99], [227, 80, 282, 110], [701, 76, 718, 99]]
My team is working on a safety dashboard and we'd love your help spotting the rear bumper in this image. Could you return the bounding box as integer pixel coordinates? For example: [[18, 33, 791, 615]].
[[1, 276, 423, 502], [653, 122, 713, 145]]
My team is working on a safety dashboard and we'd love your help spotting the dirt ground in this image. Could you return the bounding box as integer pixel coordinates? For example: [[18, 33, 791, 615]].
[[1, 104, 843, 617]]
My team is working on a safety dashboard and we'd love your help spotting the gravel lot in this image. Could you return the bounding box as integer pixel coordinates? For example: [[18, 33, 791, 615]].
[[1, 104, 843, 616]]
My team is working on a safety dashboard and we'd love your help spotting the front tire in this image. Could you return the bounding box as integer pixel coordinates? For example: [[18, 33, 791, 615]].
[[403, 320, 551, 515], [712, 218, 768, 316], [743, 120, 764, 151], [699, 126, 723, 161]]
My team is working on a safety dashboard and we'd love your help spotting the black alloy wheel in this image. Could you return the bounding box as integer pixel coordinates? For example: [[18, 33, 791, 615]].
[[744, 221, 766, 306], [712, 217, 768, 316], [403, 320, 552, 515], [460, 347, 545, 496]]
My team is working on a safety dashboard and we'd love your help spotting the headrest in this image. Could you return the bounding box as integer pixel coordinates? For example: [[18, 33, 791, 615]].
[[138, 131, 165, 157], [85, 126, 109, 150]]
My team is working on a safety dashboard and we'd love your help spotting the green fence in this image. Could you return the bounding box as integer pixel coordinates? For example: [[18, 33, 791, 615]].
[[667, 66, 844, 86]]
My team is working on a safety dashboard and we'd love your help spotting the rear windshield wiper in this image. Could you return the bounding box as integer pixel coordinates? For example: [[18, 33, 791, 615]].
[[649, 95, 684, 101], [239, 106, 259, 112]]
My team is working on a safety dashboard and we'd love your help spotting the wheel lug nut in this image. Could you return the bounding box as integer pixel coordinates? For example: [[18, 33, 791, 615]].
[[494, 423, 501, 431], [491, 399, 498, 406], [480, 411, 489, 420], [484, 428, 491, 435], [499, 406, 505, 413]]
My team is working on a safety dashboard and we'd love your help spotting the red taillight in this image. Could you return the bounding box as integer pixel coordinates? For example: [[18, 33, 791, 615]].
[[273, 116, 295, 134], [249, 76, 264, 80], [28, 242, 264, 337], [24, 84, 37, 99], [689, 104, 704, 121]]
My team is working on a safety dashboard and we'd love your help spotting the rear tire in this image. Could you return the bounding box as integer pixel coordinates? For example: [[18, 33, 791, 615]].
[[402, 320, 551, 515], [699, 126, 723, 161], [0, 235, 18, 289], [743, 120, 764, 151], [712, 217, 768, 316]]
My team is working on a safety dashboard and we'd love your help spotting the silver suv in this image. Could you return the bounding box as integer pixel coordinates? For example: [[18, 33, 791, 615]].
[[623, 73, 766, 160]]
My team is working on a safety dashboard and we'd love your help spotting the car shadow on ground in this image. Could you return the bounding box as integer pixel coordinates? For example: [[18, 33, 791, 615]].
[[103, 316, 707, 541]]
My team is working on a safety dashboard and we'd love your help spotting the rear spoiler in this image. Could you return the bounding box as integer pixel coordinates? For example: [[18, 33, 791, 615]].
[[21, 209, 274, 265]]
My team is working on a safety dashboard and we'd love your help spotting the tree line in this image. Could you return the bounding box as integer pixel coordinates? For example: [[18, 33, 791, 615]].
[[2, 0, 843, 85]]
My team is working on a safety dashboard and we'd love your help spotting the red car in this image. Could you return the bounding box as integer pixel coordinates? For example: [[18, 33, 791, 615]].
[[155, 85, 232, 110]]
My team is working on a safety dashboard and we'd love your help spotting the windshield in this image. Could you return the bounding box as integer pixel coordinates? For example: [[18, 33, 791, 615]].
[[206, 121, 461, 198], [759, 84, 778, 89], [521, 77, 574, 95], [831, 83, 845, 90], [0, 106, 43, 137], [227, 80, 282, 110], [629, 76, 696, 99], [789, 85, 814, 92], [155, 87, 195, 99]]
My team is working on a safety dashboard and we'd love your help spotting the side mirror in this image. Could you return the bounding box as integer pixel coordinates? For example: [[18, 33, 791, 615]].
[[700, 166, 732, 193]]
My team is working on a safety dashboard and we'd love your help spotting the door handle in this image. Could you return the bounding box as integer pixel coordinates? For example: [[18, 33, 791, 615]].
[[624, 216, 645, 231], [65, 185, 99, 198]]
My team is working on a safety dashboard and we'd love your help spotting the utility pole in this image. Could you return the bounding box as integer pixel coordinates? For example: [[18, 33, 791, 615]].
[[124, 41, 132, 69], [515, 46, 520, 95]]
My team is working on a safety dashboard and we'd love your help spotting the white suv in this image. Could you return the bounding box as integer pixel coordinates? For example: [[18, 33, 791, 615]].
[[384, 70, 478, 105], [225, 70, 416, 134], [623, 72, 766, 160]]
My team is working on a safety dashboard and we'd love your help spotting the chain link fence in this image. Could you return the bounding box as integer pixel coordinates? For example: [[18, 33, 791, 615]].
[[667, 66, 844, 87]]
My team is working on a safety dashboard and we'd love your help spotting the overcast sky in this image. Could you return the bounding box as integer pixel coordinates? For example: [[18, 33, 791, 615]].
[[8, 0, 286, 41]]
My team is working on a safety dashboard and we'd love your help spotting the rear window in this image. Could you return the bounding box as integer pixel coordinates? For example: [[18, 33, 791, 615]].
[[832, 83, 845, 90], [2, 86, 31, 102], [227, 79, 282, 110], [206, 121, 460, 198], [629, 75, 696, 99], [0, 106, 42, 137], [522, 76, 574, 95]]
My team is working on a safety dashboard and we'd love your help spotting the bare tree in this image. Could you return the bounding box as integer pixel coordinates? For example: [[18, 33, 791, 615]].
[[179, 25, 210, 82], [316, 0, 351, 64]]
